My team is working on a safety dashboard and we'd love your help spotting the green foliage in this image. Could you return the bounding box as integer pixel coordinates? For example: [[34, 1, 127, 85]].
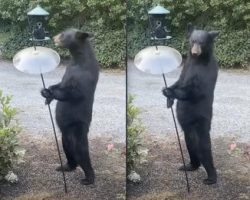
[[94, 29, 125, 68], [1, 0, 249, 67], [127, 0, 250, 68], [0, 0, 29, 25], [127, 26, 150, 59], [127, 95, 145, 173], [82, 20, 126, 68], [0, 0, 126, 68], [1, 29, 32, 60], [0, 27, 69, 60], [0, 90, 22, 176], [215, 29, 250, 68]]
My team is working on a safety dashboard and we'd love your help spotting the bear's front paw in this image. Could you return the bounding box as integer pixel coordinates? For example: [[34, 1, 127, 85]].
[[45, 98, 53, 105], [162, 87, 174, 98], [167, 98, 174, 108], [41, 88, 53, 99]]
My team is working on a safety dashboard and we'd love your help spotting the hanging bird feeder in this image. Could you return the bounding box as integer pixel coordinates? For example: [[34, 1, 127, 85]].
[[27, 5, 50, 41], [148, 5, 172, 41]]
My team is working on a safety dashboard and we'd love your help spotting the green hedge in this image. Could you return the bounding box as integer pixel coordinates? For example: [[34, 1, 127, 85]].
[[128, 26, 250, 68], [1, 27, 125, 68], [0, 0, 126, 68], [1, 0, 250, 68], [127, 0, 250, 68], [215, 29, 250, 68]]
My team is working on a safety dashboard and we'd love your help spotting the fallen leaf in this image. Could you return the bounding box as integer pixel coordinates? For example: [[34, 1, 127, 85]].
[[229, 142, 237, 151], [107, 144, 114, 151]]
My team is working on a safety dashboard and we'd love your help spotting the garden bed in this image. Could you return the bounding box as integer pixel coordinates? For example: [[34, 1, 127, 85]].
[[0, 132, 126, 200], [127, 135, 250, 200]]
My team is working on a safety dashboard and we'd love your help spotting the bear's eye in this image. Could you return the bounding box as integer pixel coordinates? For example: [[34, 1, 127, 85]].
[[60, 32, 65, 38]]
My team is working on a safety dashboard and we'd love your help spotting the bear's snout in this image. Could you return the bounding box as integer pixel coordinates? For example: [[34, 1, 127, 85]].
[[191, 43, 201, 56], [53, 34, 61, 46]]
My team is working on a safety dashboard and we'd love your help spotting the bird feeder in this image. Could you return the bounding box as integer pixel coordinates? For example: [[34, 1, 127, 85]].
[[27, 5, 50, 41], [148, 5, 171, 41]]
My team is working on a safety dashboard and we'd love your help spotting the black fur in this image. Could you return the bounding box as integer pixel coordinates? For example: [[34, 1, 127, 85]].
[[162, 24, 219, 185], [41, 29, 99, 185]]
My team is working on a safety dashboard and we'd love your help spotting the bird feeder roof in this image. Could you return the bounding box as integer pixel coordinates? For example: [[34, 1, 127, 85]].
[[148, 5, 170, 15], [27, 5, 49, 16]]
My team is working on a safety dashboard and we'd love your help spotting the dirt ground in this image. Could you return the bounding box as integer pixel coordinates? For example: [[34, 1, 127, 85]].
[[0, 132, 126, 200], [127, 134, 250, 200]]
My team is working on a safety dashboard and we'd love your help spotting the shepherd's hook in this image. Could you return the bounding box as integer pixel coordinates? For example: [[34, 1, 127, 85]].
[[162, 73, 190, 193], [40, 73, 68, 193]]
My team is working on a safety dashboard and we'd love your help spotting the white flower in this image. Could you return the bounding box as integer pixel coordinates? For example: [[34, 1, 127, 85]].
[[4, 171, 18, 183], [15, 149, 26, 164], [127, 171, 141, 183]]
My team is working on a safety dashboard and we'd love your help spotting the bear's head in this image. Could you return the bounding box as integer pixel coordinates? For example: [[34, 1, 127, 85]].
[[53, 29, 93, 49], [187, 23, 219, 58]]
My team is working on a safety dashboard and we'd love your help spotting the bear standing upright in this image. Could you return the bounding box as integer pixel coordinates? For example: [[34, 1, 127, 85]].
[[162, 24, 219, 185], [41, 29, 99, 185]]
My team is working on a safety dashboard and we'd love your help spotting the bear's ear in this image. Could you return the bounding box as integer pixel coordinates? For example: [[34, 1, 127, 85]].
[[209, 31, 219, 40], [187, 23, 194, 37], [76, 31, 94, 41]]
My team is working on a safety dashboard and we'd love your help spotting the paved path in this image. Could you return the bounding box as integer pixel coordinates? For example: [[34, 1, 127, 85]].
[[0, 60, 126, 143], [128, 60, 250, 142]]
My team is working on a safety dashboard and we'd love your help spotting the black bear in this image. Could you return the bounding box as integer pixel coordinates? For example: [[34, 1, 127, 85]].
[[162, 23, 219, 185], [41, 28, 99, 185]]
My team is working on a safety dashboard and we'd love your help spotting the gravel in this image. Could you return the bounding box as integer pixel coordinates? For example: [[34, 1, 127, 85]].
[[0, 60, 126, 143], [128, 59, 250, 142], [2, 58, 249, 143]]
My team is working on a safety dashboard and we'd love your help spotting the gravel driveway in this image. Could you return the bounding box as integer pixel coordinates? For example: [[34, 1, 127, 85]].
[[2, 58, 249, 143], [0, 60, 126, 143], [128, 59, 250, 142]]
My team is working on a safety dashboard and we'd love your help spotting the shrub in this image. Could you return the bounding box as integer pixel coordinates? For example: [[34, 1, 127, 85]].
[[215, 29, 250, 68], [1, 26, 125, 68], [82, 21, 126, 68], [1, 28, 33, 60], [0, 0, 126, 68], [94, 29, 125, 68], [0, 90, 22, 178], [127, 0, 250, 68], [128, 26, 250, 68], [127, 95, 145, 173]]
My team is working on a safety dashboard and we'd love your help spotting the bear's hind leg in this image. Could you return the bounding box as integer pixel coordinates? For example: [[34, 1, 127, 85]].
[[73, 123, 95, 185], [56, 132, 78, 172], [197, 120, 217, 185], [179, 127, 201, 171]]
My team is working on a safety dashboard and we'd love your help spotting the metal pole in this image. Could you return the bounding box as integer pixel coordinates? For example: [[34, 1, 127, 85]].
[[162, 73, 190, 193], [28, 16, 36, 51], [142, 2, 189, 192], [40, 73, 68, 193]]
